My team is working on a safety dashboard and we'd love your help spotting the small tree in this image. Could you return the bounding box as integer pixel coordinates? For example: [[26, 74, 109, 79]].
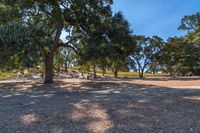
[[107, 12, 136, 77], [130, 35, 163, 78]]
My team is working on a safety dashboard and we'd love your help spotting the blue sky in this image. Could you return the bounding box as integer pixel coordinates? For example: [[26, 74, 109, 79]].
[[112, 0, 200, 40]]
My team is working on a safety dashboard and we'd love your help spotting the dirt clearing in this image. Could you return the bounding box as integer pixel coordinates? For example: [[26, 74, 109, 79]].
[[0, 78, 200, 133]]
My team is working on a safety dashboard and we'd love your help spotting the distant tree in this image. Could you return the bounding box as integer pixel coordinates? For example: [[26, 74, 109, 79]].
[[148, 36, 165, 74], [61, 48, 76, 72], [77, 12, 135, 78], [107, 12, 136, 77], [158, 12, 200, 76], [130, 35, 163, 78], [159, 37, 183, 76], [179, 12, 200, 32]]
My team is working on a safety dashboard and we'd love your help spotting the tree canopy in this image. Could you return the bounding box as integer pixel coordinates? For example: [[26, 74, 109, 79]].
[[1, 1, 200, 81]]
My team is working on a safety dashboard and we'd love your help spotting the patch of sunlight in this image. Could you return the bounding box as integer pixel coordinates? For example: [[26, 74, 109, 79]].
[[30, 94, 54, 98], [69, 103, 113, 133], [3, 95, 13, 98], [13, 93, 22, 96], [87, 106, 113, 133], [87, 119, 113, 133], [43, 94, 54, 98], [184, 96, 200, 101], [113, 90, 121, 94], [16, 84, 34, 90], [81, 99, 90, 102], [20, 114, 38, 125], [90, 89, 120, 94], [71, 111, 85, 120], [73, 103, 85, 110], [52, 127, 63, 133], [116, 109, 130, 115], [138, 99, 149, 103], [90, 90, 111, 94], [140, 87, 148, 90], [67, 103, 86, 120]]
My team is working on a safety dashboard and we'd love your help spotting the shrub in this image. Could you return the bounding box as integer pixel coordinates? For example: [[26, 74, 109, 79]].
[[0, 73, 17, 80]]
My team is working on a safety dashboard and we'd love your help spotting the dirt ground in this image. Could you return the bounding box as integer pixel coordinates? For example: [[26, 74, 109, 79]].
[[1, 78, 200, 133]]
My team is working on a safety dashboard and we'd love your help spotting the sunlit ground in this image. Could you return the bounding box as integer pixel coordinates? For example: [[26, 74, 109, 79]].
[[0, 78, 200, 133]]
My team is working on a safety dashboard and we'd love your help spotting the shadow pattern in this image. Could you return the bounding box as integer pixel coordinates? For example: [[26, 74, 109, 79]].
[[0, 80, 200, 133]]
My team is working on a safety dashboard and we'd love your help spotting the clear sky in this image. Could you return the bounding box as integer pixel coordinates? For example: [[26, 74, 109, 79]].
[[112, 0, 200, 40]]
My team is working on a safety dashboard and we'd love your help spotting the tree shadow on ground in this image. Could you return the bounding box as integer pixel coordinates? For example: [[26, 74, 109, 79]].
[[0, 79, 200, 133]]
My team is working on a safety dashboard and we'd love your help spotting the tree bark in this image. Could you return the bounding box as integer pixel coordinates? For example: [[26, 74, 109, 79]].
[[44, 53, 54, 83], [139, 68, 144, 78], [153, 71, 156, 75], [65, 63, 68, 73], [102, 67, 106, 76], [93, 65, 97, 78], [81, 71, 84, 77], [43, 27, 61, 83], [114, 69, 118, 78], [139, 72, 144, 78]]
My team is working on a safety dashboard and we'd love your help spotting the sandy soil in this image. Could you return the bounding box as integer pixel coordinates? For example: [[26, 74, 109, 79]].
[[0, 78, 200, 133]]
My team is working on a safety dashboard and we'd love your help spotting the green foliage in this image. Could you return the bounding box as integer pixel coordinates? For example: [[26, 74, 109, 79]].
[[1, 1, 200, 80], [0, 0, 114, 83], [0, 73, 17, 80], [78, 11, 136, 77], [159, 35, 200, 76], [23, 72, 31, 78], [157, 12, 200, 76], [179, 12, 200, 32], [107, 12, 135, 74], [130, 35, 164, 78]]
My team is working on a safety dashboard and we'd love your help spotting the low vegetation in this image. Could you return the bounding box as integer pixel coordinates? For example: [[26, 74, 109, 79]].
[[0, 72, 17, 80], [70, 67, 167, 77]]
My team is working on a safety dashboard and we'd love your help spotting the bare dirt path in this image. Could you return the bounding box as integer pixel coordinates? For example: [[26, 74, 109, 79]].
[[0, 78, 200, 133]]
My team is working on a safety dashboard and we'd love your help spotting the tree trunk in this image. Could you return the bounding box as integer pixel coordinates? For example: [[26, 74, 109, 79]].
[[93, 65, 97, 78], [139, 73, 144, 78], [114, 70, 118, 78], [139, 69, 144, 78], [102, 67, 106, 76], [44, 53, 54, 83], [65, 62, 68, 73], [169, 67, 173, 77], [81, 71, 84, 77], [40, 27, 62, 84], [58, 63, 60, 74], [153, 70, 156, 75]]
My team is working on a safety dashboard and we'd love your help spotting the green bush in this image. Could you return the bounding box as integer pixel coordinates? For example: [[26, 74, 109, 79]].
[[0, 73, 17, 80], [24, 72, 31, 77]]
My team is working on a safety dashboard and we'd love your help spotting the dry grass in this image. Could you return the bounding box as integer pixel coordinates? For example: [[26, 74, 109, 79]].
[[0, 78, 200, 133]]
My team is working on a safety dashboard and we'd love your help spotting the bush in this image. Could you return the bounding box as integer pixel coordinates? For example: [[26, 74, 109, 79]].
[[0, 73, 17, 80], [24, 72, 31, 78]]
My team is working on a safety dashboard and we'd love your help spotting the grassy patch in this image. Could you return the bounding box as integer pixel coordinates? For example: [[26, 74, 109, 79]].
[[0, 73, 17, 80], [70, 66, 168, 77]]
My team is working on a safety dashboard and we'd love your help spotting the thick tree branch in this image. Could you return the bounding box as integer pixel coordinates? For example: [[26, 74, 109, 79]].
[[59, 43, 78, 53], [51, 27, 62, 53], [39, 45, 47, 57], [58, 36, 79, 53]]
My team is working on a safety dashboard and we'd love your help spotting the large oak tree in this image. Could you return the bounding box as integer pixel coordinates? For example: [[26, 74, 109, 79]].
[[0, 0, 113, 83]]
